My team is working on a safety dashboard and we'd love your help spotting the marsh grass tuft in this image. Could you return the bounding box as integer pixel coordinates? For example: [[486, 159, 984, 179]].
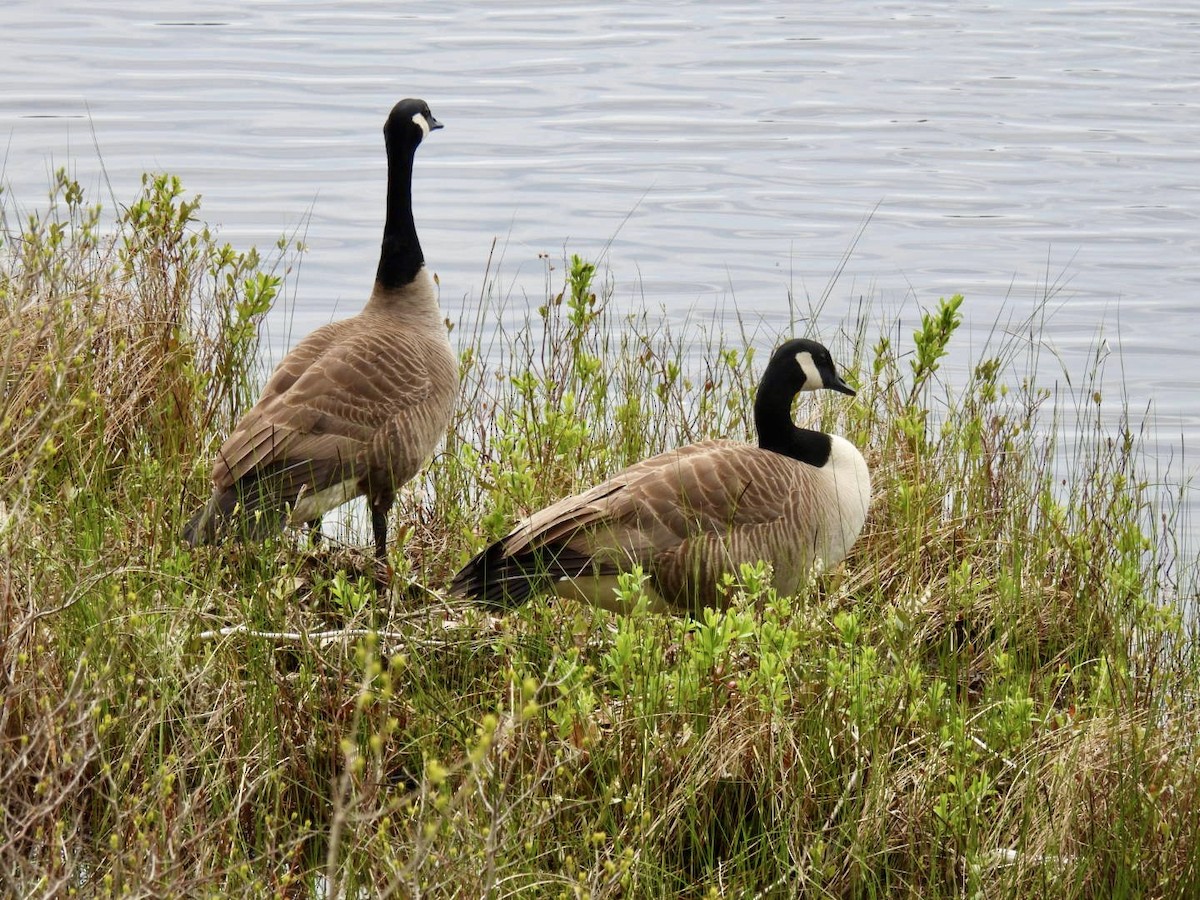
[[2, 177, 1198, 897]]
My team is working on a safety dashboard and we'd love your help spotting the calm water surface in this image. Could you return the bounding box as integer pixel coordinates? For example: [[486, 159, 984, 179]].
[[3, 1, 1199, 552]]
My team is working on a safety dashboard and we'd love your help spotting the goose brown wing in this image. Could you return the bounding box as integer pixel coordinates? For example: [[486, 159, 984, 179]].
[[499, 440, 728, 557], [553, 440, 806, 559], [495, 439, 803, 570], [210, 325, 445, 496], [558, 442, 830, 608], [256, 319, 352, 402], [451, 442, 724, 606]]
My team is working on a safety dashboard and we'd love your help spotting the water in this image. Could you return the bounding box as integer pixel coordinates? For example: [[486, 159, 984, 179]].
[[3, 1, 1199, 552]]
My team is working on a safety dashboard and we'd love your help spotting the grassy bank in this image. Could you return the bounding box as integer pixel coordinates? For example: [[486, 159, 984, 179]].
[[2, 174, 1198, 898]]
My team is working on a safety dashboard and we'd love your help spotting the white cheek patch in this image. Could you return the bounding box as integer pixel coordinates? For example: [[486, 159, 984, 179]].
[[795, 350, 825, 391], [411, 112, 431, 138]]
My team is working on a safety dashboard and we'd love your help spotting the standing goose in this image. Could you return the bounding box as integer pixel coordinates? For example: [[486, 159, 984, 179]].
[[450, 338, 870, 615], [182, 98, 457, 580]]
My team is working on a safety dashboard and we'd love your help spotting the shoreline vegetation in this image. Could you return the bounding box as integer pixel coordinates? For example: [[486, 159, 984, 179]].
[[3, 173, 1198, 897]]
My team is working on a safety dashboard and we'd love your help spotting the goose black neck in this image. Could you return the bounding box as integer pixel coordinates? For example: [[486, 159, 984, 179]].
[[375, 140, 423, 290], [754, 366, 833, 466]]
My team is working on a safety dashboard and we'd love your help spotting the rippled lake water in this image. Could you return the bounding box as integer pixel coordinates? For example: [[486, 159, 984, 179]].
[[3, 1, 1199, 553]]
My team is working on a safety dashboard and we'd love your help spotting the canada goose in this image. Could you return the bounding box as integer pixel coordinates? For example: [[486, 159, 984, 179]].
[[450, 338, 870, 615], [182, 98, 457, 581]]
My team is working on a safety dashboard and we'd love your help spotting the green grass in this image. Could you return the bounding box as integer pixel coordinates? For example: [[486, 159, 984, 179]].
[[2, 172, 1199, 898]]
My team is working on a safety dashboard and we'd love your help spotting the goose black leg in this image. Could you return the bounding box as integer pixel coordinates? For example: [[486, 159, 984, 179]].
[[307, 517, 323, 546], [369, 491, 395, 596]]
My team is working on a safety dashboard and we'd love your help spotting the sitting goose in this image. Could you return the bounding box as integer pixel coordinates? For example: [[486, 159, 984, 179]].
[[450, 338, 870, 615], [182, 98, 458, 580]]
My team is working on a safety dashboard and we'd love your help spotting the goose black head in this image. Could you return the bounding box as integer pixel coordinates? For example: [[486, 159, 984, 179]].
[[384, 98, 443, 147], [768, 338, 856, 396]]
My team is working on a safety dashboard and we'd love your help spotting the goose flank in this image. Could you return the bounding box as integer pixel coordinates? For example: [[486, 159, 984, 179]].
[[182, 99, 457, 581], [450, 338, 870, 615]]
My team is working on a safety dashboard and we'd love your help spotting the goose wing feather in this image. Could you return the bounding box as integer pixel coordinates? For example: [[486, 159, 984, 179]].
[[551, 439, 815, 564], [210, 324, 449, 496]]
